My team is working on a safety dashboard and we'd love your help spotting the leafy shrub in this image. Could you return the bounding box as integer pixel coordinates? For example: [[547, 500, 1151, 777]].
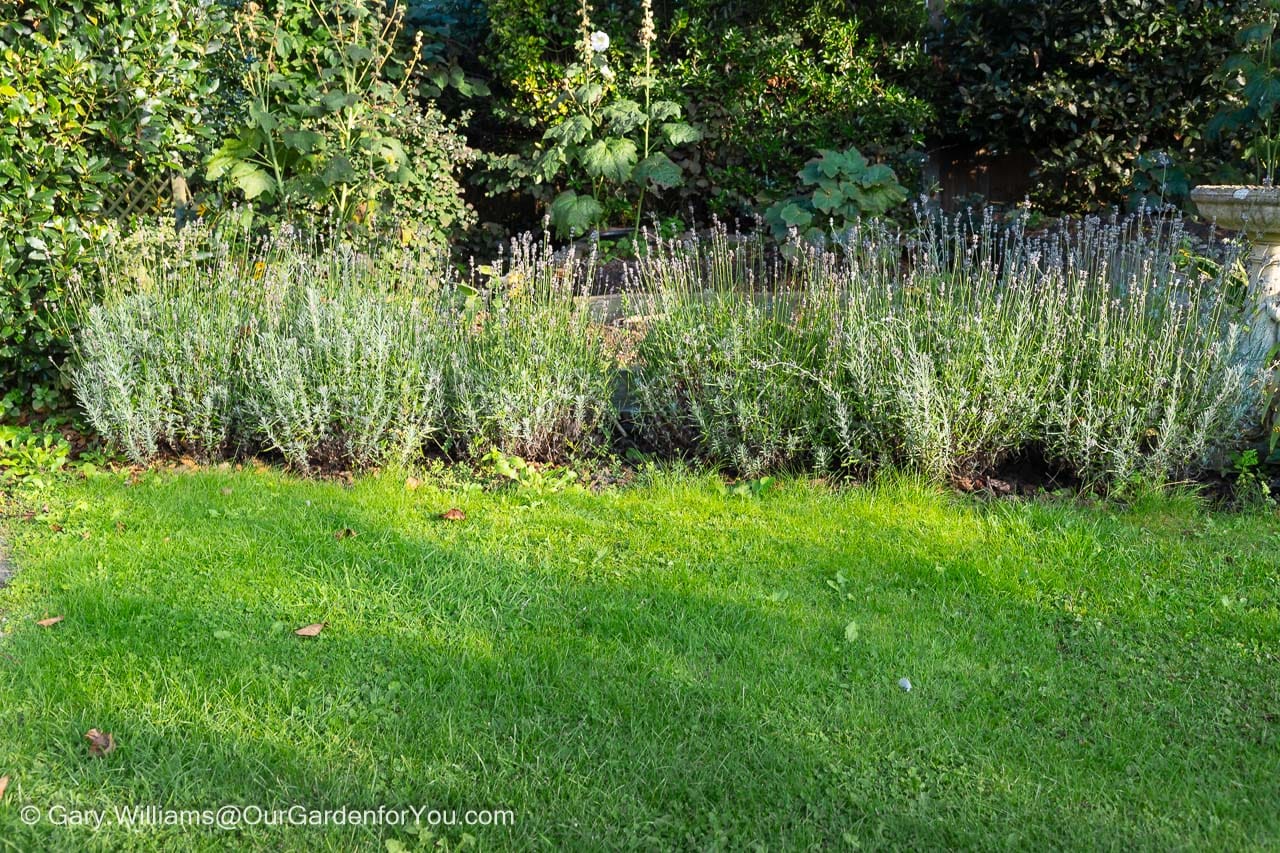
[[936, 0, 1254, 213], [1207, 1, 1280, 185], [477, 0, 934, 222], [399, 0, 491, 99], [669, 3, 934, 215], [530, 0, 702, 237], [764, 147, 909, 240], [632, 215, 1262, 488], [205, 0, 474, 243], [0, 0, 226, 408]]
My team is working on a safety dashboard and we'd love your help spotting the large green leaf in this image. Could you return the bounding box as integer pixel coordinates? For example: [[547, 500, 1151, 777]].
[[1240, 22, 1275, 45], [764, 199, 814, 239], [228, 162, 274, 200], [321, 154, 356, 186], [549, 190, 604, 236], [370, 136, 408, 167], [574, 82, 604, 106], [603, 100, 646, 134], [661, 122, 701, 146], [810, 184, 844, 214], [281, 129, 324, 154], [321, 90, 356, 112], [858, 164, 898, 187], [543, 114, 593, 145], [582, 137, 637, 183], [247, 102, 277, 133], [535, 148, 568, 183], [778, 201, 814, 227], [635, 152, 682, 189], [206, 133, 261, 181], [648, 100, 682, 121], [849, 182, 907, 216]]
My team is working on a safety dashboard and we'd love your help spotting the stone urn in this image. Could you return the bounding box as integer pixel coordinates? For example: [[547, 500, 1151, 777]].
[[1190, 185, 1280, 353]]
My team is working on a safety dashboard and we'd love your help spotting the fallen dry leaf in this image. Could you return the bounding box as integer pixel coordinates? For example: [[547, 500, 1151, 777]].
[[221, 487, 233, 496], [0, 774, 8, 800], [294, 622, 326, 637], [405, 476, 422, 491], [84, 729, 116, 757], [36, 615, 64, 628], [50, 523, 63, 533], [334, 528, 358, 540], [80, 531, 91, 540], [115, 521, 127, 533], [441, 508, 466, 522]]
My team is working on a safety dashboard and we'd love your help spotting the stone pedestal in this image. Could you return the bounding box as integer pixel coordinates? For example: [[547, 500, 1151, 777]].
[[1191, 185, 1280, 355]]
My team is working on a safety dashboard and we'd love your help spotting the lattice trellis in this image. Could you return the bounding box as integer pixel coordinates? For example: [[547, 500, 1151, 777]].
[[102, 172, 192, 221]]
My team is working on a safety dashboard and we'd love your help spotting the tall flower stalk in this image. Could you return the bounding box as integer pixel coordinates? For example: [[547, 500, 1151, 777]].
[[632, 0, 657, 244], [533, 0, 700, 237]]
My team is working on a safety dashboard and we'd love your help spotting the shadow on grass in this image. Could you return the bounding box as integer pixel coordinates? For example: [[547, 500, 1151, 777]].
[[0, 472, 1277, 850]]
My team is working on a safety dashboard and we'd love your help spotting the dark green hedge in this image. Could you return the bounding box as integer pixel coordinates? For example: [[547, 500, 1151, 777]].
[[936, 0, 1259, 212], [0, 0, 221, 413]]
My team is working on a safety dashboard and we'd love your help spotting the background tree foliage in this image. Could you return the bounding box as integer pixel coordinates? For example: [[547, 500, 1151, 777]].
[[473, 0, 936, 222], [935, 0, 1259, 212], [203, 0, 474, 242]]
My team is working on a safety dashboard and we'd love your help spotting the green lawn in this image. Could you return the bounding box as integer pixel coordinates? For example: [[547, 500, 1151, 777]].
[[0, 468, 1277, 850]]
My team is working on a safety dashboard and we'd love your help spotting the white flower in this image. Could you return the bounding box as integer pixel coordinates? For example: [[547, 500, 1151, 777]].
[[600, 64, 615, 81], [590, 31, 610, 52]]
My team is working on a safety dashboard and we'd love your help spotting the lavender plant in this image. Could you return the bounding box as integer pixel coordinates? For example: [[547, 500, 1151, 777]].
[[68, 213, 1261, 489], [70, 224, 255, 463], [69, 224, 616, 469], [240, 261, 450, 471], [632, 213, 1262, 488], [447, 234, 616, 459]]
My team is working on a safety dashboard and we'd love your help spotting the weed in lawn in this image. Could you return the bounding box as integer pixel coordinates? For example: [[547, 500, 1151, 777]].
[[0, 424, 69, 487]]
